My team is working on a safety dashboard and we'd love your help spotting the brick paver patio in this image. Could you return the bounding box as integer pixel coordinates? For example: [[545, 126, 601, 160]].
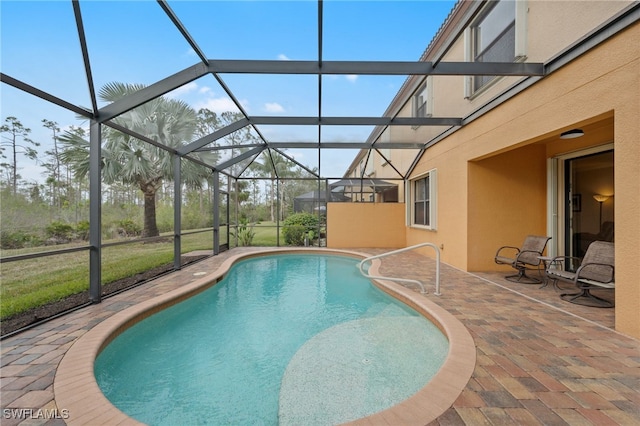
[[1, 247, 638, 425]]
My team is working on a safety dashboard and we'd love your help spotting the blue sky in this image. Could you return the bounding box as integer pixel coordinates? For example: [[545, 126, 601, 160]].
[[1, 0, 456, 181]]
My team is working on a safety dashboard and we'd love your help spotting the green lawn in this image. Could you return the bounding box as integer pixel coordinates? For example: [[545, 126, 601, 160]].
[[249, 222, 281, 246], [0, 224, 287, 319]]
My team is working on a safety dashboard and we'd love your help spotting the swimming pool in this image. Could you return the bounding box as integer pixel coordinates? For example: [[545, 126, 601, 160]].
[[94, 254, 449, 425], [54, 248, 476, 425]]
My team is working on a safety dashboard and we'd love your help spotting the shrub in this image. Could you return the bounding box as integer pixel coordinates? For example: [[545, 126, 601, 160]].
[[1, 230, 40, 249], [283, 225, 306, 246], [282, 213, 319, 246], [232, 220, 256, 246], [75, 221, 90, 241], [116, 219, 142, 237], [45, 221, 75, 244]]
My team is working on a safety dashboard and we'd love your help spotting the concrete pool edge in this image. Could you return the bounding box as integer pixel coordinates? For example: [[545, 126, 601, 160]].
[[53, 248, 476, 425]]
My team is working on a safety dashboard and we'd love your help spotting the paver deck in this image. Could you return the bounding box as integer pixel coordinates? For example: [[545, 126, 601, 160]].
[[1, 247, 638, 425]]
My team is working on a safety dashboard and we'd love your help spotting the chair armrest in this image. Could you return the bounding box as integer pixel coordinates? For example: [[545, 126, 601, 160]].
[[515, 249, 547, 265], [495, 245, 519, 258], [576, 262, 615, 284], [577, 278, 615, 289]]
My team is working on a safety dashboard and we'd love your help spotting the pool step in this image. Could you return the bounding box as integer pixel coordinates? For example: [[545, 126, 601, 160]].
[[364, 303, 411, 318], [278, 317, 444, 425]]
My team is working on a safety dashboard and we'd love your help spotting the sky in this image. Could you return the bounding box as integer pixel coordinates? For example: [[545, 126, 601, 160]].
[[1, 0, 457, 184]]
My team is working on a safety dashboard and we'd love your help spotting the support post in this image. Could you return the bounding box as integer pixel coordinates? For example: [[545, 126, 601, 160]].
[[174, 155, 182, 270], [213, 171, 220, 255], [89, 120, 102, 303], [276, 178, 280, 246]]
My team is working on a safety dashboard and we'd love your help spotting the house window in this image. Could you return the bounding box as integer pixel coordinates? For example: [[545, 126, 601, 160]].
[[411, 169, 437, 228], [379, 128, 391, 166], [412, 78, 432, 119], [413, 83, 428, 117], [466, 0, 526, 94], [365, 156, 374, 176]]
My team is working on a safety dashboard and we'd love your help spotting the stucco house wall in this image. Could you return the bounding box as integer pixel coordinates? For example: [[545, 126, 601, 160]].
[[342, 2, 639, 337], [327, 202, 406, 248], [407, 23, 639, 337]]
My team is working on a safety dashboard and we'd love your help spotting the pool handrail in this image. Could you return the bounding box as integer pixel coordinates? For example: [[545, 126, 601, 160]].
[[358, 243, 441, 295]]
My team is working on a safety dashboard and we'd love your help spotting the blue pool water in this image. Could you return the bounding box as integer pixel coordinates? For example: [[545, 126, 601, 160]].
[[95, 254, 448, 425]]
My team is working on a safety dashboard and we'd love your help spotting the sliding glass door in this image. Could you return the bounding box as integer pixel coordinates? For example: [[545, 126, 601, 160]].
[[564, 150, 614, 259]]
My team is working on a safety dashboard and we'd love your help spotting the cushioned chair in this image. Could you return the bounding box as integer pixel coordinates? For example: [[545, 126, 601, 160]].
[[495, 235, 551, 283], [546, 241, 615, 308], [574, 221, 614, 257]]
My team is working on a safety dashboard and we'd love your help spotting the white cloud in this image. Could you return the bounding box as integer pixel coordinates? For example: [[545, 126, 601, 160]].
[[199, 86, 212, 94], [194, 97, 246, 114], [264, 102, 285, 113], [166, 82, 199, 98], [278, 54, 290, 60], [324, 75, 358, 83]]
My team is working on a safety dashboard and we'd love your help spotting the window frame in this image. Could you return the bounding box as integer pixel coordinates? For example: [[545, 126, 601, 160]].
[[408, 169, 437, 230], [365, 156, 374, 176], [411, 77, 433, 121], [464, 0, 527, 98]]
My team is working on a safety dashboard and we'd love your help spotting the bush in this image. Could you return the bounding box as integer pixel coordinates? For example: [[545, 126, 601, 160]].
[[75, 221, 90, 241], [45, 221, 75, 244], [282, 213, 319, 246], [283, 225, 306, 246], [1, 230, 41, 249], [116, 219, 142, 237], [232, 220, 256, 246]]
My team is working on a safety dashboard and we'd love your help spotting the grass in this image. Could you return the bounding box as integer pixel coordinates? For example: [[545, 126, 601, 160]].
[[1, 241, 176, 319], [0, 224, 289, 319], [250, 223, 281, 246], [1, 251, 91, 319]]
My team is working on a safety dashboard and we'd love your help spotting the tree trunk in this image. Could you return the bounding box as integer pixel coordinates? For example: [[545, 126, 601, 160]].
[[142, 190, 159, 237], [269, 179, 275, 222], [12, 146, 17, 196], [280, 181, 285, 221], [140, 179, 161, 238]]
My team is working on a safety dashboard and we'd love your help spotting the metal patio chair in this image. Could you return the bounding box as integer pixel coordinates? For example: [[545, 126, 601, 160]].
[[494, 235, 551, 284], [546, 241, 615, 308]]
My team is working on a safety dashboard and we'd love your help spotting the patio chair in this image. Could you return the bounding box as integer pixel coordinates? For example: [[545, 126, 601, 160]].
[[574, 221, 614, 257], [494, 235, 551, 283], [546, 241, 615, 308]]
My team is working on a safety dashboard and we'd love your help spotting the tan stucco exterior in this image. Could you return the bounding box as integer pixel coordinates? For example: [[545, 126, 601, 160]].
[[335, 3, 639, 338], [407, 24, 639, 337], [327, 202, 406, 248], [351, 1, 633, 186]]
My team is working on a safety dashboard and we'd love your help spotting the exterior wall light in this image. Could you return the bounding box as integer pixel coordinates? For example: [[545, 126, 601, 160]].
[[560, 129, 585, 139]]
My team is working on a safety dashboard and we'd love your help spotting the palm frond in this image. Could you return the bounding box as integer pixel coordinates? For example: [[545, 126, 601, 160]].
[[99, 82, 147, 103]]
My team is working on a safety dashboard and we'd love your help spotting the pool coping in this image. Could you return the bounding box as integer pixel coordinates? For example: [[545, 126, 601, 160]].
[[53, 248, 476, 425]]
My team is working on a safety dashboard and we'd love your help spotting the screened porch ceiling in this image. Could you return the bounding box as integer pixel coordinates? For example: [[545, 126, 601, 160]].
[[1, 0, 545, 183]]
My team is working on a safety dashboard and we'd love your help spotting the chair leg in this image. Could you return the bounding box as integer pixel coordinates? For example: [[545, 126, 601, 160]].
[[505, 267, 542, 284], [560, 288, 614, 308]]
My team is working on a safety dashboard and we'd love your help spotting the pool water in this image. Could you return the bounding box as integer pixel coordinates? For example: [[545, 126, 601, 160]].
[[95, 254, 448, 425]]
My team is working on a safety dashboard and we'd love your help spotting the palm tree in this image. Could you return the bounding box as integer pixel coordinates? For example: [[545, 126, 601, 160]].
[[59, 82, 212, 237]]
